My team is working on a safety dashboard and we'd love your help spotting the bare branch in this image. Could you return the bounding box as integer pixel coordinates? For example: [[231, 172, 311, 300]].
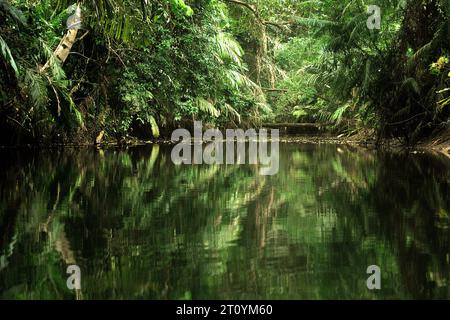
[[223, 0, 292, 28]]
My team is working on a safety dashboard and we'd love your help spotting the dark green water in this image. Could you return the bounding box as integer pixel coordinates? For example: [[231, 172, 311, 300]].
[[0, 143, 449, 300]]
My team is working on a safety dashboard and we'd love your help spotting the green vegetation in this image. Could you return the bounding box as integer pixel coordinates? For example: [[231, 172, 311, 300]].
[[1, 0, 450, 145], [1, 1, 449, 301], [1, 145, 449, 299]]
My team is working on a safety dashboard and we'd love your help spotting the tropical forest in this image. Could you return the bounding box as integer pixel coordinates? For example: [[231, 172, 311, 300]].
[[0, 0, 449, 301]]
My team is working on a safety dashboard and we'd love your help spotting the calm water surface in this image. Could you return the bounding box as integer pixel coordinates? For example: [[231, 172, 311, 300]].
[[0, 143, 449, 299]]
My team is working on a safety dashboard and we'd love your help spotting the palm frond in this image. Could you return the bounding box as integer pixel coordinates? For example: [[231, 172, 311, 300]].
[[196, 97, 220, 118], [213, 32, 244, 67], [401, 77, 421, 94], [149, 115, 160, 138], [0, 35, 19, 76], [23, 68, 48, 109], [331, 103, 351, 124]]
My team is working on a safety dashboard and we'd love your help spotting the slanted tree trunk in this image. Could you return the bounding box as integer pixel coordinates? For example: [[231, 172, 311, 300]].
[[40, 4, 81, 73]]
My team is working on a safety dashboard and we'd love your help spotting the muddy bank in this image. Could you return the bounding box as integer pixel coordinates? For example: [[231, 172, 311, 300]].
[[417, 124, 450, 159], [278, 125, 450, 160], [1, 125, 450, 161]]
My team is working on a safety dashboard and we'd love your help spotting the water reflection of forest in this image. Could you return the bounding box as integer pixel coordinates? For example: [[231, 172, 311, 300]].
[[0, 144, 449, 299]]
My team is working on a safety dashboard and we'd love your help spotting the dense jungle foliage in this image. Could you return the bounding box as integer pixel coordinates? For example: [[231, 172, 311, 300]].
[[0, 0, 450, 145]]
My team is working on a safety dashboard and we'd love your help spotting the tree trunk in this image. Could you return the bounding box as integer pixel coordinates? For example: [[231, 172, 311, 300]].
[[40, 5, 81, 73]]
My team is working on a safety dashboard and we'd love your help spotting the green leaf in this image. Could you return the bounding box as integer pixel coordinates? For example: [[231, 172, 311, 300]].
[[149, 115, 160, 138], [0, 35, 19, 77]]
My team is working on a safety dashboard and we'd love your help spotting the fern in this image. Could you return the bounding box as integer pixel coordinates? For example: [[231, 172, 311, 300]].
[[331, 103, 351, 124], [40, 40, 66, 81], [407, 42, 432, 72], [401, 77, 421, 95], [292, 107, 308, 120], [23, 68, 48, 109], [213, 32, 244, 67], [224, 103, 241, 124], [60, 88, 84, 127], [196, 97, 220, 118]]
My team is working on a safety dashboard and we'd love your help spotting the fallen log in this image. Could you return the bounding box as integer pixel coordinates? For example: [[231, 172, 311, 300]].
[[262, 123, 322, 134]]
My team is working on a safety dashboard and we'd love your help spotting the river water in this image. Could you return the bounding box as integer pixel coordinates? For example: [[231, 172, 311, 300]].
[[0, 143, 449, 299]]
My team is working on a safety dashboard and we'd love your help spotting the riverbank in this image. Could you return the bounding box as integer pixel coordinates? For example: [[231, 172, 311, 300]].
[[276, 126, 450, 159], [417, 124, 450, 159], [1, 125, 450, 161]]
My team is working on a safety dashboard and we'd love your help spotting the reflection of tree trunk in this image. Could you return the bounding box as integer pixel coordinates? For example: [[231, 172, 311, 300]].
[[54, 229, 83, 300], [54, 229, 76, 265], [41, 214, 83, 300]]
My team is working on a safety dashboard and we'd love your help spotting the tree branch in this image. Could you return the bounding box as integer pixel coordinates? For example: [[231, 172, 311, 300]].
[[224, 0, 259, 17], [223, 0, 291, 28], [261, 87, 288, 92]]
